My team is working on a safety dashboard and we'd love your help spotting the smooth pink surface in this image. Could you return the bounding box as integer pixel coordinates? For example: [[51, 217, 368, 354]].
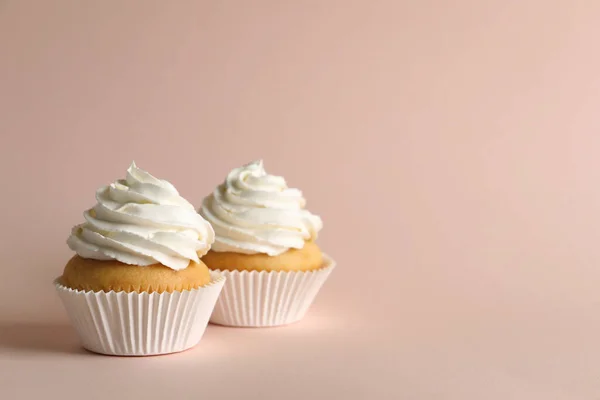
[[1, 1, 600, 398]]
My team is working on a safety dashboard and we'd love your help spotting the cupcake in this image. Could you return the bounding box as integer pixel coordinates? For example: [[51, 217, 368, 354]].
[[199, 160, 335, 327], [55, 162, 225, 356]]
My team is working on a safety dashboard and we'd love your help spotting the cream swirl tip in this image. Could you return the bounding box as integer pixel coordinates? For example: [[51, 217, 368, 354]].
[[67, 161, 214, 270], [199, 160, 322, 256]]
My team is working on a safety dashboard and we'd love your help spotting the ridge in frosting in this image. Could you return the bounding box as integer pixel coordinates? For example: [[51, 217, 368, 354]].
[[199, 160, 323, 256], [67, 161, 215, 271]]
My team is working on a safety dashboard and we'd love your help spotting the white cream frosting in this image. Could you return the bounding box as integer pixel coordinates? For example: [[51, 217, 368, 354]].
[[199, 160, 322, 256], [67, 162, 214, 270]]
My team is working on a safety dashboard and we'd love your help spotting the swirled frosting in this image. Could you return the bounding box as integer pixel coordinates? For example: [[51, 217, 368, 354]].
[[199, 160, 322, 256], [67, 162, 214, 270]]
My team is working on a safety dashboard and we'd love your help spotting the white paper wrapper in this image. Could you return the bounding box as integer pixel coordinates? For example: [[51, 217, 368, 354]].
[[54, 272, 225, 356], [210, 254, 335, 327]]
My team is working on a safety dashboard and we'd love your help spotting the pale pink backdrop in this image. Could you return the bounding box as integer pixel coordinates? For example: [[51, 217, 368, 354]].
[[2, 1, 600, 399]]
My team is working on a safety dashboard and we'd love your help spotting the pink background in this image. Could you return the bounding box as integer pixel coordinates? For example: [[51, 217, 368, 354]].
[[2, 1, 600, 398]]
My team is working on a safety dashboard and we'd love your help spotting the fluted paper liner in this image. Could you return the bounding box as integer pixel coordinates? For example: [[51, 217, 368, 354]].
[[210, 254, 335, 327], [54, 272, 225, 356]]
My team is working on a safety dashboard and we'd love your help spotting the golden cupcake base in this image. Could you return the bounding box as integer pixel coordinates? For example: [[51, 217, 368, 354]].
[[60, 256, 212, 293], [201, 241, 323, 272]]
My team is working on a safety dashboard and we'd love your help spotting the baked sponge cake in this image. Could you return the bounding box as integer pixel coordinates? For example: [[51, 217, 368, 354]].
[[201, 241, 323, 272], [61, 256, 212, 293]]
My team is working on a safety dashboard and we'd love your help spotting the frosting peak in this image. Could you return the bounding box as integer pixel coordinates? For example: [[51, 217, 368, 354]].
[[200, 160, 322, 256], [67, 162, 214, 270]]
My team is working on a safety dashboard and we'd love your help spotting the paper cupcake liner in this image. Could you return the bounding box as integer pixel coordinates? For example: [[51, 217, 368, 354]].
[[54, 272, 225, 356], [209, 254, 335, 327]]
